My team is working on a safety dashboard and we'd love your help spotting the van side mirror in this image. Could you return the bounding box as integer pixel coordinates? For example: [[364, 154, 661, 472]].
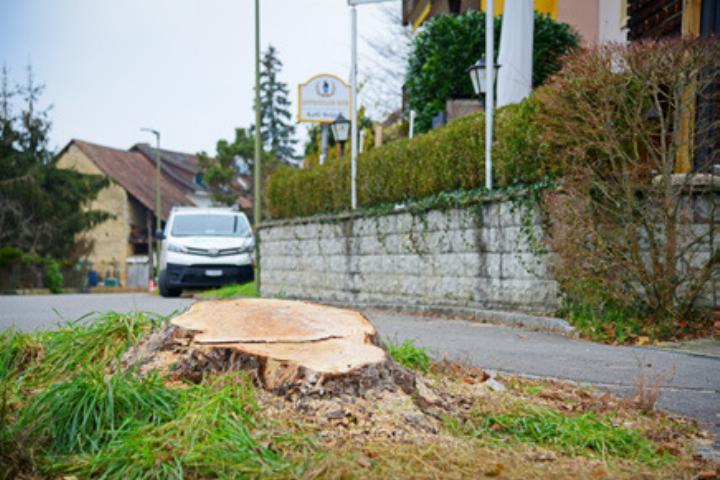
[[155, 229, 165, 240]]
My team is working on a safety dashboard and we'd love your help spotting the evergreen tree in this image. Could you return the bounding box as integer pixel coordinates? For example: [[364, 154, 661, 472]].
[[0, 66, 109, 259], [256, 45, 297, 163]]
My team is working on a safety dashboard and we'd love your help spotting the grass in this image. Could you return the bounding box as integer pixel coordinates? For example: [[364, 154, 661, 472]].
[[28, 311, 164, 384], [386, 339, 431, 372], [197, 281, 257, 299], [447, 400, 671, 467], [560, 299, 644, 344], [48, 373, 293, 480], [20, 369, 179, 454], [0, 311, 709, 479]]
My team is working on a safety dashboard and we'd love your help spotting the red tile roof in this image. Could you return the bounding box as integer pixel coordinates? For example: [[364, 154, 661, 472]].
[[69, 139, 193, 220]]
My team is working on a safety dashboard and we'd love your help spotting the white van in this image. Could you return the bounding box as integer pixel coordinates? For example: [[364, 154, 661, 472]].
[[157, 206, 254, 297]]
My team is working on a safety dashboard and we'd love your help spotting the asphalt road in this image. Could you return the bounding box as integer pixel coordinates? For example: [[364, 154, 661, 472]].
[[0, 293, 193, 331], [1, 293, 718, 448]]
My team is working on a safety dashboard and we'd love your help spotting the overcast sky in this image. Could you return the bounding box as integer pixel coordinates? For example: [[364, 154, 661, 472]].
[[0, 0, 401, 156]]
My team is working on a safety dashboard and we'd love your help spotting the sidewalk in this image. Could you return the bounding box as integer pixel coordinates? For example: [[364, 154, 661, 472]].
[[654, 337, 720, 359]]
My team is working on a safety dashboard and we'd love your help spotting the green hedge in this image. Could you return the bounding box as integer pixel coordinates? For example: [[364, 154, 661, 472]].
[[268, 97, 554, 219]]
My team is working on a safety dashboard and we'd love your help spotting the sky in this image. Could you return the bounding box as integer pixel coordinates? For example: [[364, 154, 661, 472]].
[[0, 0, 402, 156]]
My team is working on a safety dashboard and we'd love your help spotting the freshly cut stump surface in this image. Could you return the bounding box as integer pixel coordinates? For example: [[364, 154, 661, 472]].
[[123, 298, 417, 397]]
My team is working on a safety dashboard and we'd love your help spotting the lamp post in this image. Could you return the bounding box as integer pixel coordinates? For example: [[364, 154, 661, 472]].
[[347, 0, 394, 209], [467, 54, 500, 191], [140, 128, 161, 281], [485, 1, 496, 191], [330, 113, 351, 160]]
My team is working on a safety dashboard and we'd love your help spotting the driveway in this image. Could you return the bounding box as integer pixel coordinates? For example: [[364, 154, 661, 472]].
[[1, 294, 718, 448]]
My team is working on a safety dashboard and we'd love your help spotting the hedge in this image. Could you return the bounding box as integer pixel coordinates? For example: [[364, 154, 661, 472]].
[[268, 97, 555, 219]]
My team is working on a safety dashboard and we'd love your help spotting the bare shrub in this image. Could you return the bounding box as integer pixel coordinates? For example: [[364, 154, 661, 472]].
[[628, 359, 676, 414], [537, 39, 720, 337]]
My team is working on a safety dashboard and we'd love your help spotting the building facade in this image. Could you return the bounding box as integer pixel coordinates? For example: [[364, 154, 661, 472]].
[[57, 140, 209, 286], [402, 0, 628, 45]]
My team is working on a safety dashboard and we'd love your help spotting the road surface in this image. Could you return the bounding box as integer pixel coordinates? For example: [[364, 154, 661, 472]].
[[1, 293, 718, 448]]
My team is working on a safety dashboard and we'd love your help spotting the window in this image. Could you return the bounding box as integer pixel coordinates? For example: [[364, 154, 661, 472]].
[[171, 214, 251, 237]]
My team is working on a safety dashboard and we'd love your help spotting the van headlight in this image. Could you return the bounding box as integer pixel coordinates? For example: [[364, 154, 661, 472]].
[[167, 243, 188, 253]]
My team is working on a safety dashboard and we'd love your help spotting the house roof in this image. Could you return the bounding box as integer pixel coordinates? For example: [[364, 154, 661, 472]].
[[130, 143, 203, 195], [67, 139, 193, 220]]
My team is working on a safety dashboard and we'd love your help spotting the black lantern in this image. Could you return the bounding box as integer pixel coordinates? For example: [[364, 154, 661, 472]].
[[466, 57, 500, 97], [330, 113, 351, 159]]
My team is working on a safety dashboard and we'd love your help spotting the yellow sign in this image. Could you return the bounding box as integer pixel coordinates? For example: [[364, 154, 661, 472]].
[[481, 0, 558, 19]]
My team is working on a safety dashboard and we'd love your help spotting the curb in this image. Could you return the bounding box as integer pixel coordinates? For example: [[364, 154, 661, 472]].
[[471, 308, 575, 334], [273, 296, 575, 334]]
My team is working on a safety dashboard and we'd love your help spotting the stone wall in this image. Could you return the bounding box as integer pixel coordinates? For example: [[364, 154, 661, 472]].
[[259, 199, 559, 314]]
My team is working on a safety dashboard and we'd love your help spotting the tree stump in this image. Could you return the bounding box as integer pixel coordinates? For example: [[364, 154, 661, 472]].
[[122, 299, 417, 397]]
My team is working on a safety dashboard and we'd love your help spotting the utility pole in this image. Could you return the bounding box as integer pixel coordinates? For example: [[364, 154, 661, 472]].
[[485, 0, 494, 190], [141, 128, 161, 281], [350, 4, 358, 209], [254, 0, 263, 293]]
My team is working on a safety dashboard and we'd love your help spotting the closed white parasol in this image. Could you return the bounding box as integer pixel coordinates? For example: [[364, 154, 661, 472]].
[[497, 0, 534, 107]]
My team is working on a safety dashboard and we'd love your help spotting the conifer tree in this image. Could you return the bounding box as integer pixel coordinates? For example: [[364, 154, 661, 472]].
[[257, 45, 297, 164], [0, 66, 109, 258]]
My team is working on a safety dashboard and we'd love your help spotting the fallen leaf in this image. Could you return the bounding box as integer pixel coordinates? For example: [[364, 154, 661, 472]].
[[357, 458, 371, 469], [637, 336, 651, 346], [591, 468, 607, 479], [484, 463, 504, 477]]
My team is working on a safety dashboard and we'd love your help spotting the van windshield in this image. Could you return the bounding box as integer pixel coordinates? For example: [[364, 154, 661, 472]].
[[171, 214, 251, 237]]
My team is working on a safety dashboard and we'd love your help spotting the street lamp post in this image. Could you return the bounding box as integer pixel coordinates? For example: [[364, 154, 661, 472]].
[[467, 55, 499, 191], [140, 128, 161, 281], [484, 3, 495, 191], [347, 0, 394, 210], [330, 114, 351, 160]]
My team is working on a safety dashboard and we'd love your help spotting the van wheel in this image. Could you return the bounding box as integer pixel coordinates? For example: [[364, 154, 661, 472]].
[[159, 269, 181, 298]]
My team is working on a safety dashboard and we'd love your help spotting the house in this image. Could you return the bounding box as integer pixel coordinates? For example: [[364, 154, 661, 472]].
[[402, 0, 628, 45], [56, 139, 252, 287], [626, 0, 719, 172]]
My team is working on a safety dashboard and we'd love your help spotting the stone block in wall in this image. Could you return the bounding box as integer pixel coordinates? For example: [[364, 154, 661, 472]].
[[356, 235, 385, 256], [477, 228, 503, 252], [501, 252, 550, 279], [499, 225, 546, 253], [420, 275, 476, 302], [393, 254, 422, 275], [393, 213, 417, 234], [426, 252, 488, 278], [477, 202, 502, 228], [498, 202, 542, 227], [356, 255, 390, 274], [681, 193, 720, 223], [494, 278, 559, 310]]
